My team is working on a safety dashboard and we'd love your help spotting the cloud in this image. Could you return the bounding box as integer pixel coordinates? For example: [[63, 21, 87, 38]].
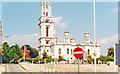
[[98, 34, 118, 56], [2, 34, 39, 49], [111, 7, 118, 13], [54, 17, 67, 28]]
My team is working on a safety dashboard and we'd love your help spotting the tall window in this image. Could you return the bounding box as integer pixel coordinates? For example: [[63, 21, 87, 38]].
[[88, 49, 90, 55], [59, 48, 61, 54], [67, 49, 69, 54], [46, 27, 49, 37], [46, 12, 48, 16], [71, 49, 72, 55], [43, 12, 45, 15]]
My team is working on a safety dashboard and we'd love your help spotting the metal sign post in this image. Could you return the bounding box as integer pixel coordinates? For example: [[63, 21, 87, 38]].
[[73, 47, 84, 74], [78, 58, 80, 74]]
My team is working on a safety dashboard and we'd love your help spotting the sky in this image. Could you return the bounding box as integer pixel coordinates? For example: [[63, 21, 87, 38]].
[[1, 2, 118, 56]]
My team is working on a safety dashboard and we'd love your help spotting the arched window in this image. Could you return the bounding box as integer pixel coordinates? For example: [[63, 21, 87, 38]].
[[88, 49, 90, 55], [67, 48, 69, 54], [59, 48, 61, 54]]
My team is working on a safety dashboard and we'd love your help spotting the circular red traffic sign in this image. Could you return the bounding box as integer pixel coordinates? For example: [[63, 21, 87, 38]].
[[73, 47, 84, 58]]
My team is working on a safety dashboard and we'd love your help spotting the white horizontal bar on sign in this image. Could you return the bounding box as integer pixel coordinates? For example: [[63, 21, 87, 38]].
[[73, 52, 83, 54]]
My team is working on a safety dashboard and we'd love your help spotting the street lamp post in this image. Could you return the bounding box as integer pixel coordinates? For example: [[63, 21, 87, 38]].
[[24, 45, 25, 62], [93, 0, 96, 73]]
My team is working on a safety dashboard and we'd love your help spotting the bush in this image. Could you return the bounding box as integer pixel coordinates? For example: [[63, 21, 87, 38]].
[[39, 58, 43, 61], [96, 56, 114, 64], [25, 58, 32, 63], [9, 59, 15, 64], [46, 57, 54, 63], [57, 56, 66, 62], [33, 57, 39, 63]]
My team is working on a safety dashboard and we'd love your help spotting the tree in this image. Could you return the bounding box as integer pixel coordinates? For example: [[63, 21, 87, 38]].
[[107, 47, 114, 57], [87, 55, 94, 64], [2, 42, 10, 63], [14, 44, 23, 58], [2, 42, 23, 63], [8, 44, 22, 63], [58, 55, 66, 62], [30, 48, 38, 58], [42, 50, 48, 59]]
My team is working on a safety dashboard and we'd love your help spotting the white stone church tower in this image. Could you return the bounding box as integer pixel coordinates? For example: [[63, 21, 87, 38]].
[[38, 0, 54, 58], [38, 0, 100, 63]]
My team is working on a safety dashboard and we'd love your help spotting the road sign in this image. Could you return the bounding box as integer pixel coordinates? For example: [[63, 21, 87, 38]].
[[92, 53, 97, 56], [73, 47, 84, 58], [73, 47, 84, 74]]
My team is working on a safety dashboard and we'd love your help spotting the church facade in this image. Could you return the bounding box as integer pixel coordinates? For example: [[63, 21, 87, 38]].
[[38, 0, 100, 63]]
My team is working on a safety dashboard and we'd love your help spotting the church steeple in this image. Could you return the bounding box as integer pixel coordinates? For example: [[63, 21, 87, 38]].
[[84, 32, 90, 44], [38, 0, 54, 56], [64, 29, 70, 44]]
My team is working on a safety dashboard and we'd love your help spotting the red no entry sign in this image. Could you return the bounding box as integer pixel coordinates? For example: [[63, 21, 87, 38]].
[[73, 47, 84, 58]]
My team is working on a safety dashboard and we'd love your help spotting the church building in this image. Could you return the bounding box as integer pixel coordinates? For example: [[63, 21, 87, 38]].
[[38, 0, 100, 63]]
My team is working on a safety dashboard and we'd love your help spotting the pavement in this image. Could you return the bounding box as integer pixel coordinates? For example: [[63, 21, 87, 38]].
[[19, 64, 118, 72], [0, 64, 118, 73], [0, 64, 26, 74]]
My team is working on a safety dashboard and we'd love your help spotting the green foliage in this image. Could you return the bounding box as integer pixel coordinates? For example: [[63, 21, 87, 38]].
[[2, 42, 23, 63], [42, 50, 48, 59], [24, 57, 44, 63], [46, 56, 54, 63], [9, 59, 15, 64], [97, 56, 114, 64], [30, 48, 38, 58], [25, 58, 32, 63], [39, 58, 43, 61], [2, 42, 10, 63], [57, 55, 66, 62], [107, 47, 114, 57], [87, 55, 94, 64], [33, 57, 39, 63]]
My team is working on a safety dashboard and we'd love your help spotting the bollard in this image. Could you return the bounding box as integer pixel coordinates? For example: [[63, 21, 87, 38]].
[[58, 70, 59, 74], [49, 67, 51, 72], [41, 66, 43, 72], [44, 67, 46, 72], [63, 70, 65, 74], [53, 69, 55, 72], [46, 67, 48, 74]]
